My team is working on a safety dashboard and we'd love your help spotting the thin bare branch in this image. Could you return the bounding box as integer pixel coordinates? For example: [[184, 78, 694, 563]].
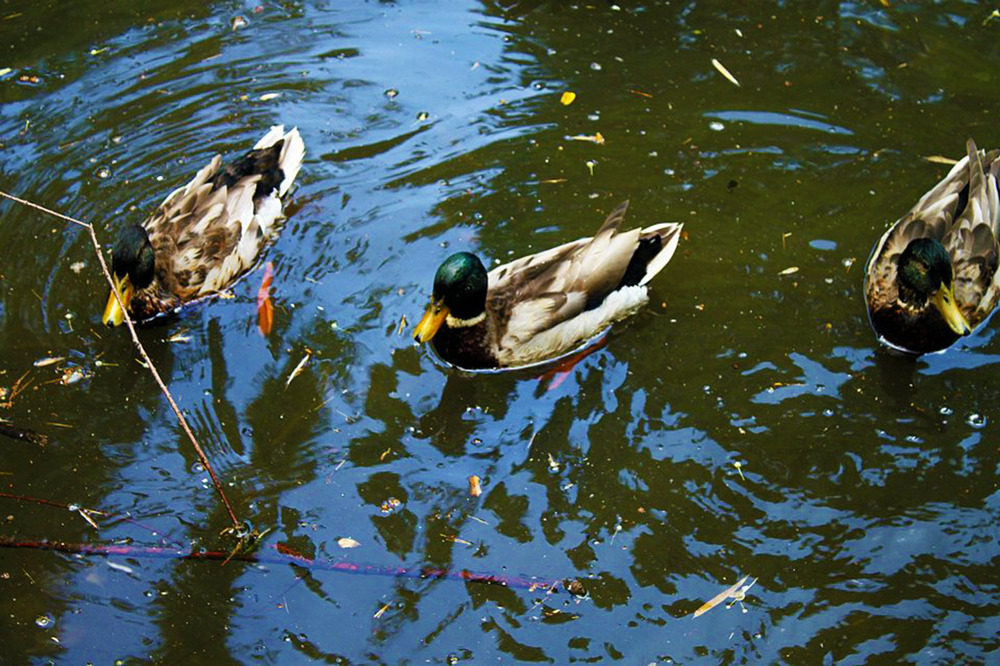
[[0, 189, 241, 529]]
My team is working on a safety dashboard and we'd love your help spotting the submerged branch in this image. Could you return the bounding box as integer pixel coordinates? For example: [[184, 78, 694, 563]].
[[0, 190, 241, 530], [0, 420, 48, 446], [0, 535, 576, 593]]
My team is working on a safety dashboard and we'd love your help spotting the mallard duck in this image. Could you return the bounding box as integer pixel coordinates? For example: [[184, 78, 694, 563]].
[[101, 125, 305, 326], [865, 139, 1000, 353], [413, 201, 683, 369]]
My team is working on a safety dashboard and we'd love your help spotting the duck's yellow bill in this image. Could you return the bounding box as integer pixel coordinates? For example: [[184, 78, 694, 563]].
[[934, 283, 971, 336], [102, 274, 134, 327], [413, 301, 449, 343]]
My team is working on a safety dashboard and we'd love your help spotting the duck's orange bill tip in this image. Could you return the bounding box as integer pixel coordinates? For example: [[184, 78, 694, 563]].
[[934, 284, 971, 336], [413, 304, 448, 343], [102, 275, 133, 328]]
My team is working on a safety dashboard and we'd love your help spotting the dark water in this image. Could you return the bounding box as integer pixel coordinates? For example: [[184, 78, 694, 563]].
[[2, 1, 999, 662]]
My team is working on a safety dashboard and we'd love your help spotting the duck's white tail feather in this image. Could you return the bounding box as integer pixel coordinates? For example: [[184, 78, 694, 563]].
[[278, 128, 305, 198], [638, 222, 684, 286]]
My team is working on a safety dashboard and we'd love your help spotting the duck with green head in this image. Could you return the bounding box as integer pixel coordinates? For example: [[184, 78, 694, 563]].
[[865, 139, 1000, 353], [102, 125, 305, 326], [414, 201, 683, 370]]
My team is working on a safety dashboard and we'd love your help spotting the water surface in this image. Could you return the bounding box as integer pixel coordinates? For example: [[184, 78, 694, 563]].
[[1, 1, 999, 662]]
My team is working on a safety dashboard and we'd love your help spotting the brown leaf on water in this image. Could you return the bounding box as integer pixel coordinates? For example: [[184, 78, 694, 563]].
[[692, 575, 749, 618], [468, 475, 483, 497]]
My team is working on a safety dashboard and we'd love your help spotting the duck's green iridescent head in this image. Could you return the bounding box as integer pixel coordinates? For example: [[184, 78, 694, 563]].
[[102, 224, 154, 327], [413, 252, 488, 343], [897, 238, 970, 336]]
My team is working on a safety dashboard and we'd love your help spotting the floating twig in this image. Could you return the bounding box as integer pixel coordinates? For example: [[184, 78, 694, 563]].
[[0, 190, 242, 530]]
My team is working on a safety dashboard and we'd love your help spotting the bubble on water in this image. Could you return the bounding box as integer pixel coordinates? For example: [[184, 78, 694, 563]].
[[709, 121, 725, 131], [97, 167, 111, 179], [966, 413, 986, 428], [939, 406, 953, 416], [822, 409, 834, 417], [35, 614, 53, 628], [590, 62, 602, 71], [191, 462, 205, 473]]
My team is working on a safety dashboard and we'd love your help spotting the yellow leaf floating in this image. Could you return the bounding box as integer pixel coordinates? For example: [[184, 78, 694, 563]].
[[779, 266, 800, 276], [711, 58, 740, 87], [560, 91, 576, 106], [566, 132, 605, 145]]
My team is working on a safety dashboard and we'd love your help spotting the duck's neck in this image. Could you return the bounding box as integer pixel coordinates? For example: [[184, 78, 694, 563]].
[[446, 311, 486, 329], [432, 314, 496, 369]]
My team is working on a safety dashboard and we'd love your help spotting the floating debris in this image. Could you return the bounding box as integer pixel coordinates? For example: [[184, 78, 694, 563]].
[[59, 366, 90, 385], [560, 91, 576, 106], [337, 537, 361, 549], [259, 92, 281, 102], [711, 58, 740, 87], [924, 155, 958, 166], [779, 266, 800, 276], [468, 475, 482, 497], [379, 497, 402, 513], [692, 575, 756, 618], [285, 349, 313, 389], [566, 132, 605, 145], [33, 356, 65, 368]]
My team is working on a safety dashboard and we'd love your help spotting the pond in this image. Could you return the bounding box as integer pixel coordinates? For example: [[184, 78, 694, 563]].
[[2, 0, 999, 662]]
